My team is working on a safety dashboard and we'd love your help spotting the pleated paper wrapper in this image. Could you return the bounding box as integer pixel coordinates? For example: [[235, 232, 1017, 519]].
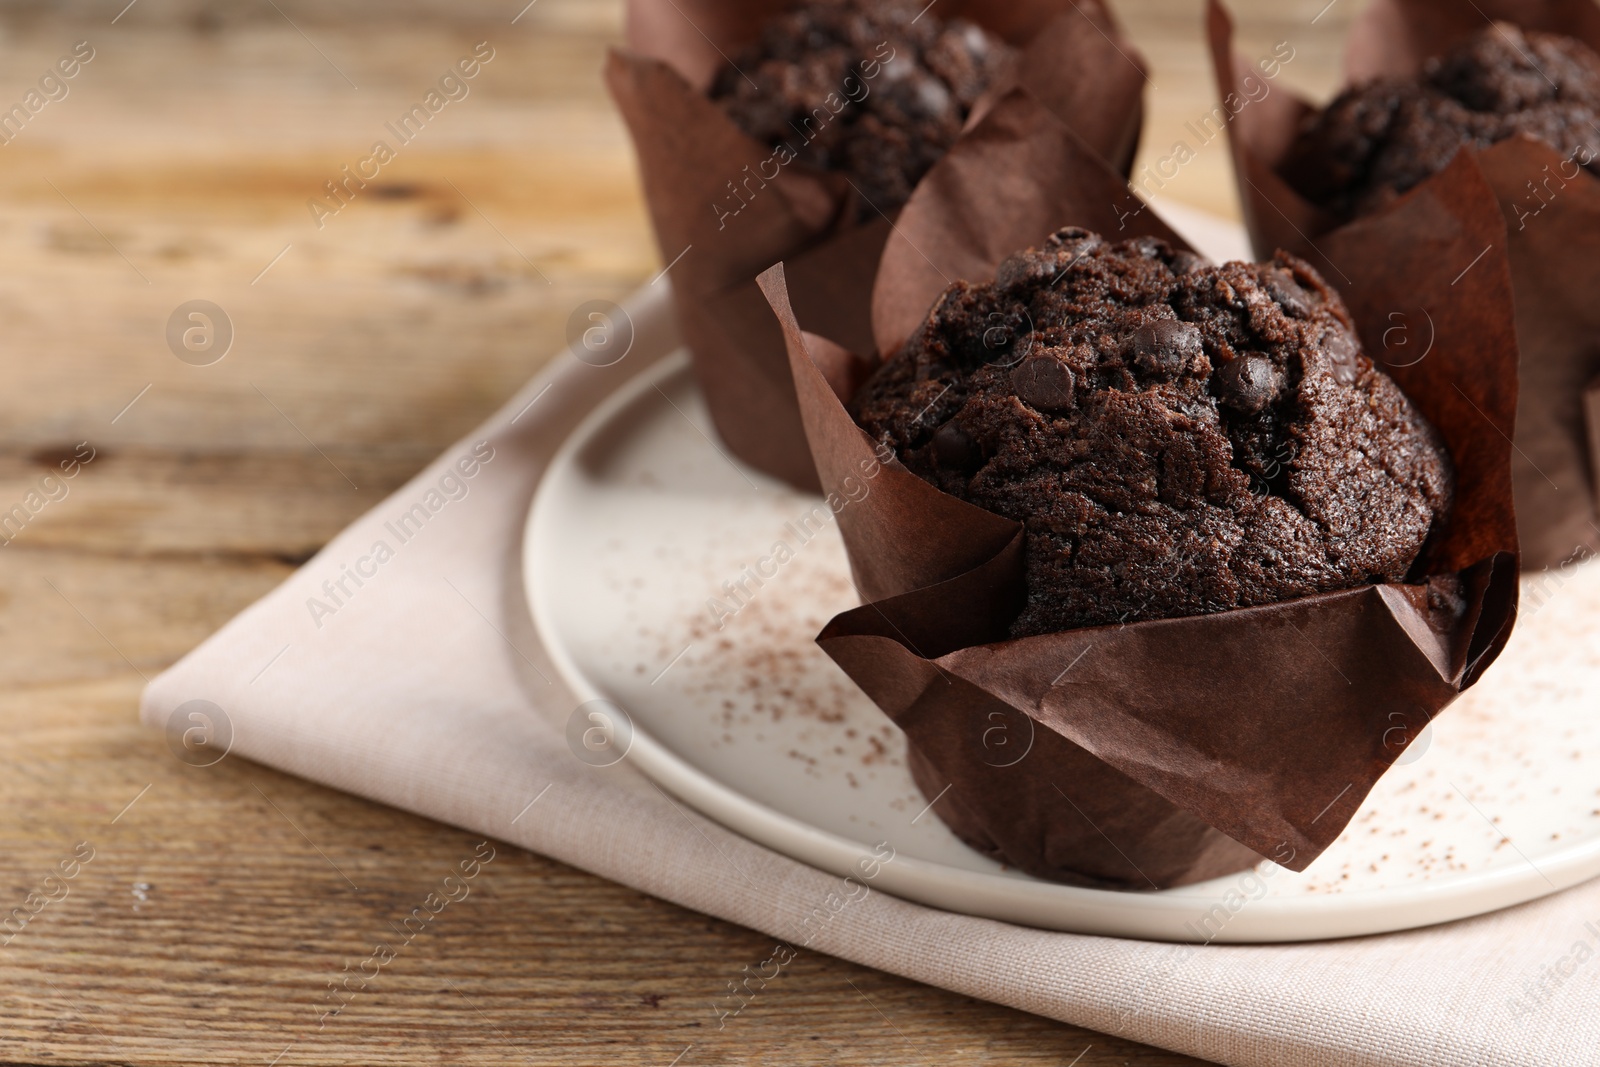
[[759, 96, 1521, 889]]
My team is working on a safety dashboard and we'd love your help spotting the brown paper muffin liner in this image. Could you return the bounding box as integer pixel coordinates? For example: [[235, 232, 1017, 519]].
[[606, 0, 1148, 491], [759, 93, 1521, 890], [1208, 0, 1600, 570]]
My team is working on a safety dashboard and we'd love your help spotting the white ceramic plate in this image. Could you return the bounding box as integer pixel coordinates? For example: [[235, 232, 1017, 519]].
[[523, 205, 1600, 942]]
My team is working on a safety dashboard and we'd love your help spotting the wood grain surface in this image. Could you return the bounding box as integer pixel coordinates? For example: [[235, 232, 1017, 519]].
[[0, 1, 1365, 1063]]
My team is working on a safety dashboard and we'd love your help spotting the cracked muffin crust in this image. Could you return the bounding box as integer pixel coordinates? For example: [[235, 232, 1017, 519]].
[[851, 228, 1454, 638], [710, 0, 1013, 219], [1283, 23, 1600, 218]]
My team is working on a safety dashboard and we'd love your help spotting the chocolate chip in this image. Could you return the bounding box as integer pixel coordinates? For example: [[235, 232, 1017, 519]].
[[958, 22, 991, 59], [1214, 354, 1281, 414], [1169, 250, 1208, 275], [979, 308, 1033, 366], [931, 422, 983, 471], [882, 71, 948, 119], [1263, 268, 1314, 317], [995, 251, 1057, 291], [1131, 319, 1203, 378], [1127, 236, 1167, 259], [907, 73, 952, 118], [1321, 328, 1361, 384], [1010, 357, 1076, 413], [1045, 227, 1103, 259]]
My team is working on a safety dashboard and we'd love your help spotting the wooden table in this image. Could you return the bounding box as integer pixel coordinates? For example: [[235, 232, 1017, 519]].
[[0, 1, 1364, 1063]]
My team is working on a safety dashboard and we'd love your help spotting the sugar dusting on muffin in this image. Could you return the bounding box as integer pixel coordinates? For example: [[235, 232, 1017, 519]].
[[851, 228, 1454, 638], [710, 0, 1013, 218], [1283, 23, 1600, 217]]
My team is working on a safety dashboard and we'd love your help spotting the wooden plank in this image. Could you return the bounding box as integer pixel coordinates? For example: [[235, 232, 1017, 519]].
[[0, 672, 1208, 1067]]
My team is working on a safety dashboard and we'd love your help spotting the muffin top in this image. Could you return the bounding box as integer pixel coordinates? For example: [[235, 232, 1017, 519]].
[[851, 228, 1453, 638], [1283, 23, 1600, 218], [709, 0, 1012, 219]]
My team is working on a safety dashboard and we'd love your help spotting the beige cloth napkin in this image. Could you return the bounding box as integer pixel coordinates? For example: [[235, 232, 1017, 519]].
[[141, 284, 1600, 1067]]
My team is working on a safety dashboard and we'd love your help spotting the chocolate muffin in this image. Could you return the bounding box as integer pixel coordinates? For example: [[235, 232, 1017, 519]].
[[710, 0, 1013, 219], [1283, 23, 1600, 218], [851, 229, 1454, 638]]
